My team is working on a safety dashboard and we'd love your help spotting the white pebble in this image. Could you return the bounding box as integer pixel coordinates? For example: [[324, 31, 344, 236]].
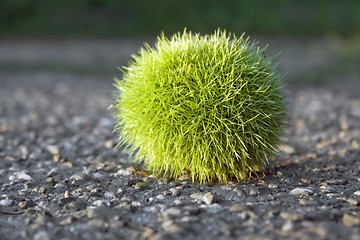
[[93, 173, 104, 179], [131, 201, 142, 207], [16, 171, 33, 181], [46, 145, 59, 155], [354, 191, 360, 196], [116, 169, 131, 176], [92, 200, 110, 207], [104, 192, 115, 198], [282, 221, 294, 233], [0, 199, 12, 207], [289, 188, 314, 196], [156, 195, 165, 200]]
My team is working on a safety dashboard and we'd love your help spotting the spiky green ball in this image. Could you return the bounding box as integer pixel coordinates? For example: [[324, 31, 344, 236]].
[[113, 29, 286, 183]]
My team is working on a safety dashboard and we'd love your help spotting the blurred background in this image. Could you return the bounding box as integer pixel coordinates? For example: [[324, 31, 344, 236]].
[[1, 0, 359, 36], [0, 0, 359, 82]]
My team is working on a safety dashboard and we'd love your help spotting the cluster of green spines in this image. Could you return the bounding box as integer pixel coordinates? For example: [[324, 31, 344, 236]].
[[114, 29, 286, 183]]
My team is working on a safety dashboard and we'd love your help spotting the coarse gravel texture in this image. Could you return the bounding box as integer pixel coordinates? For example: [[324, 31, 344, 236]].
[[1, 37, 360, 240]]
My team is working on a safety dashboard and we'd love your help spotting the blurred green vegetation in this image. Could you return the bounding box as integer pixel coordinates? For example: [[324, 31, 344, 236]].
[[1, 0, 359, 37]]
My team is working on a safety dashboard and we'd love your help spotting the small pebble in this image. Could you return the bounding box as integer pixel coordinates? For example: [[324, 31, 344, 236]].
[[282, 221, 294, 233], [104, 192, 115, 198], [347, 198, 359, 206], [161, 207, 182, 220], [280, 212, 304, 221], [134, 182, 151, 190], [306, 223, 328, 238], [46, 145, 59, 155], [20, 146, 29, 159], [249, 189, 259, 196], [92, 200, 110, 207], [156, 195, 165, 200], [117, 169, 132, 176], [343, 214, 360, 227], [131, 201, 142, 207], [268, 184, 278, 189], [16, 171, 33, 181], [325, 179, 348, 185], [320, 185, 336, 193], [299, 198, 320, 206], [229, 204, 248, 212], [64, 191, 70, 198], [0, 199, 12, 207], [162, 221, 183, 233], [289, 188, 314, 196], [191, 192, 214, 205], [239, 210, 257, 220], [33, 231, 51, 240], [104, 140, 113, 149], [60, 216, 79, 224], [200, 204, 223, 214], [169, 187, 180, 196], [93, 173, 104, 179], [279, 145, 296, 154], [18, 200, 36, 209], [202, 192, 214, 205]]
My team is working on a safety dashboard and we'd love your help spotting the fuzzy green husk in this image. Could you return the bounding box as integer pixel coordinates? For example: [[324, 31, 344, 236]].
[[113, 29, 287, 183]]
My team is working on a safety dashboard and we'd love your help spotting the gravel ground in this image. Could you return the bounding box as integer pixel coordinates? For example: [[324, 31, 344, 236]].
[[1, 38, 360, 240]]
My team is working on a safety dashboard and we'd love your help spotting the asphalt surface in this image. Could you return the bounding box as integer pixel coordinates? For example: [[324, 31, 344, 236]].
[[0, 37, 359, 240]]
